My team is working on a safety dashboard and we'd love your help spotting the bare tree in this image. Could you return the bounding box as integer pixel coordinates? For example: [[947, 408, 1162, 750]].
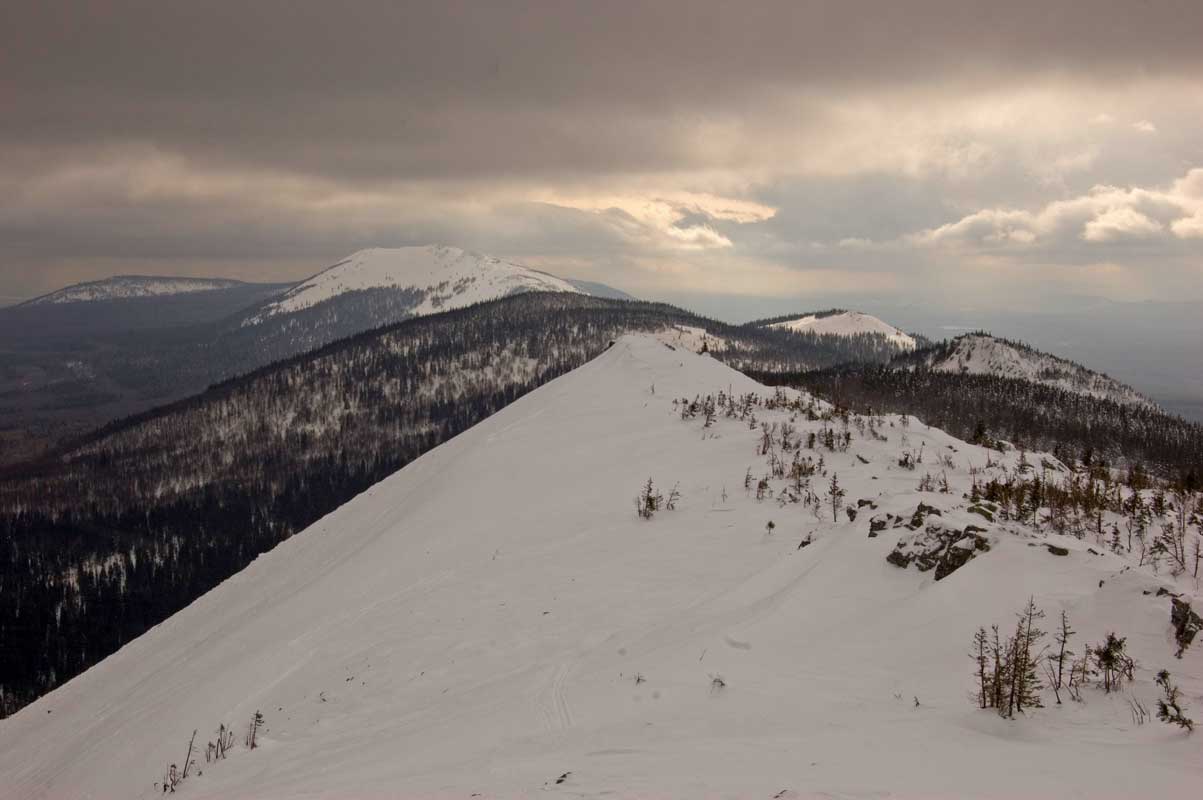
[[246, 711, 264, 750], [1043, 610, 1075, 705]]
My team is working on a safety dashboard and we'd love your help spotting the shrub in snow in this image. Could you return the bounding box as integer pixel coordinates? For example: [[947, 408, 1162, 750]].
[[636, 479, 679, 519], [205, 723, 235, 763], [1091, 634, 1135, 694], [1155, 670, 1194, 732], [635, 478, 663, 519]]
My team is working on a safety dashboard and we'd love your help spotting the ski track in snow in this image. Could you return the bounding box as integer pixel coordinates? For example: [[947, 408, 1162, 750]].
[[537, 661, 576, 732]]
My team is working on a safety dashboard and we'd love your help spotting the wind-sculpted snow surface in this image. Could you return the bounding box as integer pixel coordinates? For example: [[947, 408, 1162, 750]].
[[1, 335, 1199, 798]]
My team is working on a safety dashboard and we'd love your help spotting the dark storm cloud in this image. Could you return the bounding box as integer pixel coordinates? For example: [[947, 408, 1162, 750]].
[[2, 1, 1203, 300], [5, 1, 1202, 180]]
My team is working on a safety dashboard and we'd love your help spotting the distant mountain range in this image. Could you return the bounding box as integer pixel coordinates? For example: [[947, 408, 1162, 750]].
[[2, 257, 1201, 732], [19, 275, 254, 306], [0, 247, 629, 465]]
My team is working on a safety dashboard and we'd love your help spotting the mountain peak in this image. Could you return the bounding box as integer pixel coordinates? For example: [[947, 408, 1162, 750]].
[[761, 309, 917, 350], [906, 332, 1156, 409], [244, 245, 584, 325]]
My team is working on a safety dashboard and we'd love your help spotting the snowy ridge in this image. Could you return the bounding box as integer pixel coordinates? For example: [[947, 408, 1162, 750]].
[[1, 335, 1198, 798], [244, 245, 584, 325], [21, 276, 248, 305], [914, 333, 1156, 409], [656, 323, 730, 353], [767, 310, 917, 350]]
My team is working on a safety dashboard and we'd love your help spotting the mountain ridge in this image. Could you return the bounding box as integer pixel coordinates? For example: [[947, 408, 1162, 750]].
[[20, 275, 261, 306], [895, 332, 1155, 409], [749, 309, 919, 350], [2, 333, 1198, 798], [242, 245, 587, 325]]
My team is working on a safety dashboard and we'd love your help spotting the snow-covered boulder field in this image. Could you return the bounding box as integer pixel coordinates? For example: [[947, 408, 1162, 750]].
[[1, 334, 1199, 798]]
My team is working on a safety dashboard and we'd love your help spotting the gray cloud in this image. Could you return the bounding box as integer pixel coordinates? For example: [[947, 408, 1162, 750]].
[[2, 1, 1203, 302]]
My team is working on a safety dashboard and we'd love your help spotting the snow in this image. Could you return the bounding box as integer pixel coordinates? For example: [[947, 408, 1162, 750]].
[[655, 323, 730, 353], [22, 276, 246, 305], [768, 311, 917, 350], [1, 335, 1199, 799], [244, 245, 583, 325], [926, 334, 1156, 409]]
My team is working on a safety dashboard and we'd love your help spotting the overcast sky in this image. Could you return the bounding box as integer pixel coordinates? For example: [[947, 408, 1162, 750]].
[[3, 1, 1202, 311]]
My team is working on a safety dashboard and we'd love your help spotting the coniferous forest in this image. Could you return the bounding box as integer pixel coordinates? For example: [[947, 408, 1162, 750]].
[[765, 364, 1203, 485]]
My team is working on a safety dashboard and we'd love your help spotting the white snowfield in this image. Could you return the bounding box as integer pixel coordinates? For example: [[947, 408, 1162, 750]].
[[767, 311, 917, 350], [244, 245, 583, 324], [22, 276, 246, 305], [926, 334, 1155, 409], [2, 335, 1199, 799]]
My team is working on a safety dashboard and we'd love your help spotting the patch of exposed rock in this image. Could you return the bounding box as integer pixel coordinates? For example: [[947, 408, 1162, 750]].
[[887, 520, 992, 580], [1172, 598, 1202, 658]]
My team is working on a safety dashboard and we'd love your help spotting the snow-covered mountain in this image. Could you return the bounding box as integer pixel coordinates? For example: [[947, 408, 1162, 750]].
[[244, 245, 586, 325], [763, 309, 917, 350], [562, 277, 637, 301], [3, 334, 1197, 798], [902, 333, 1156, 409], [21, 275, 251, 305]]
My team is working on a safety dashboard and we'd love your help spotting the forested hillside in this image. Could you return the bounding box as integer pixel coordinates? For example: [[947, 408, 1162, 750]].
[[0, 293, 896, 717], [893, 333, 1156, 408], [765, 364, 1203, 484]]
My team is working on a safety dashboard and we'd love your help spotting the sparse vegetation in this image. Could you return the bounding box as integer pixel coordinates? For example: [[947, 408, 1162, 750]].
[[636, 478, 665, 520], [246, 710, 264, 750], [1154, 670, 1194, 732]]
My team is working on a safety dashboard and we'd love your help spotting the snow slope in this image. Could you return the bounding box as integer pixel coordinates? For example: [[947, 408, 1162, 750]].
[[915, 333, 1156, 409], [767, 310, 917, 349], [1, 335, 1199, 799], [244, 246, 584, 325], [21, 276, 248, 305]]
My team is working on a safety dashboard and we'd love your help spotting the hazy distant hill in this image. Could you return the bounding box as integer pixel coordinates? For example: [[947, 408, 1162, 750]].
[[19, 275, 253, 306]]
